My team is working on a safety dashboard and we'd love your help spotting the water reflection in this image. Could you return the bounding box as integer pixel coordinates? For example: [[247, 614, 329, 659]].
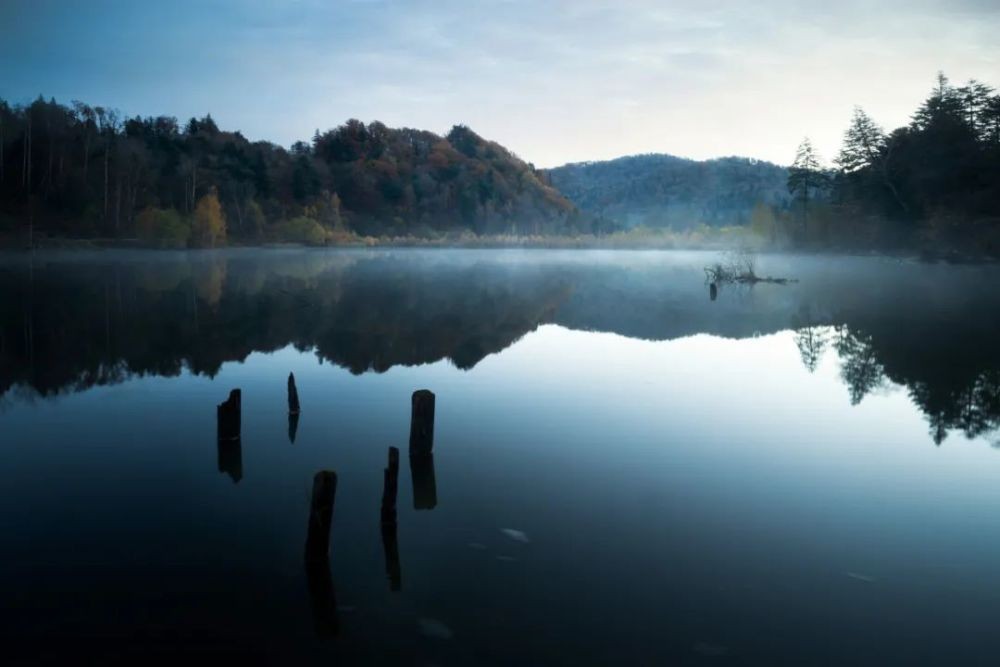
[[1, 249, 999, 445]]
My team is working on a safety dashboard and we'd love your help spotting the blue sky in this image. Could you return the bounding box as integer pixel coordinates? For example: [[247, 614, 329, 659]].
[[1, 0, 997, 166]]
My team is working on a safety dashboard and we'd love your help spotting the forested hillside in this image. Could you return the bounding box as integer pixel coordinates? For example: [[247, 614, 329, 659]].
[[547, 154, 789, 229], [0, 97, 588, 246]]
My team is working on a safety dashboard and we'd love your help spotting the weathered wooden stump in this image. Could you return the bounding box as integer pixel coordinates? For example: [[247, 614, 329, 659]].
[[381, 446, 400, 525], [409, 389, 435, 455], [288, 372, 300, 415], [305, 470, 337, 561], [710, 282, 718, 301], [217, 388, 241, 441], [410, 452, 437, 510], [380, 446, 402, 590]]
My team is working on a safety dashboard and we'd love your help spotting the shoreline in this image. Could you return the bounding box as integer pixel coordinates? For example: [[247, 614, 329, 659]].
[[0, 234, 995, 263]]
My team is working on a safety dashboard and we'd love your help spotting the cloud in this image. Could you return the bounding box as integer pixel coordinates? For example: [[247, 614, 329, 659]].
[[1, 0, 997, 166]]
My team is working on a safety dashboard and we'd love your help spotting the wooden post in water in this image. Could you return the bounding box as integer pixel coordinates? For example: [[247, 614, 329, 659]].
[[381, 446, 402, 591], [288, 372, 300, 415], [288, 412, 300, 444], [709, 282, 718, 301], [305, 470, 337, 561], [217, 388, 241, 441], [305, 556, 339, 637], [410, 452, 438, 510], [381, 447, 400, 525], [217, 438, 243, 483], [409, 389, 435, 456]]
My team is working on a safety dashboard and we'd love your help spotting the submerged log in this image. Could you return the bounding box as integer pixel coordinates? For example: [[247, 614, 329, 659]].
[[217, 388, 241, 442], [409, 389, 435, 455], [305, 470, 337, 561], [288, 372, 300, 415]]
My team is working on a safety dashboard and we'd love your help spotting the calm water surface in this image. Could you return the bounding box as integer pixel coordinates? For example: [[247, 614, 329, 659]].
[[2, 249, 1000, 665]]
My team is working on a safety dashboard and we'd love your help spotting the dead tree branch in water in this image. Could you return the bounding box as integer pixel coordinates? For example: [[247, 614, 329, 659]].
[[704, 249, 795, 286]]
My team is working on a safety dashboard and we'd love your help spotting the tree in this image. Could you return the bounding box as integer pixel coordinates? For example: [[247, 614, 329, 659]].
[[956, 79, 995, 140], [835, 108, 908, 215], [749, 201, 779, 243], [836, 108, 886, 173], [911, 72, 964, 130], [136, 206, 190, 248], [787, 138, 825, 235], [983, 95, 1000, 145], [193, 187, 226, 247]]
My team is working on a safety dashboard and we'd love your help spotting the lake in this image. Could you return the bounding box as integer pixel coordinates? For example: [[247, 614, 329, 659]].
[[2, 248, 1000, 665]]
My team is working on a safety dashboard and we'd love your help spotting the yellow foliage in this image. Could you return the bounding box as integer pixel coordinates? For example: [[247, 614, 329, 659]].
[[193, 188, 227, 247]]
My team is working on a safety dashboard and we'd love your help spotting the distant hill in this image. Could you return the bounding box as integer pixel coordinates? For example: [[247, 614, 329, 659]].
[[0, 97, 586, 244], [546, 154, 790, 229]]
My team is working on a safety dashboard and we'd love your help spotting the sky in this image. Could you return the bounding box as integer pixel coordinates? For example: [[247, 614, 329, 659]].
[[1, 0, 998, 167]]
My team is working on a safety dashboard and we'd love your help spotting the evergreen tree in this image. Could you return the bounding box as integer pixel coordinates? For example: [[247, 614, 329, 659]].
[[836, 107, 886, 173], [787, 138, 825, 233]]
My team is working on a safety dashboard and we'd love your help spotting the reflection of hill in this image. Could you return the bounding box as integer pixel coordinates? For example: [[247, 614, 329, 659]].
[[1, 250, 998, 444]]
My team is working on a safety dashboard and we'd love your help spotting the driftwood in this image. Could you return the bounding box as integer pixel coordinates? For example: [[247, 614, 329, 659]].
[[703, 265, 795, 285]]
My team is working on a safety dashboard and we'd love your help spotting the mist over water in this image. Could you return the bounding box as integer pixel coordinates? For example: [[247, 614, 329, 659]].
[[2, 248, 1000, 664]]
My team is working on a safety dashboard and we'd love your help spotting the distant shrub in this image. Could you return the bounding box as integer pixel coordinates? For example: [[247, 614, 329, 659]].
[[272, 216, 329, 246], [135, 207, 191, 248]]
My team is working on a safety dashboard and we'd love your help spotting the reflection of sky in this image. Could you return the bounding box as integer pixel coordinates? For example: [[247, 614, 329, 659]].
[[2, 1, 998, 166]]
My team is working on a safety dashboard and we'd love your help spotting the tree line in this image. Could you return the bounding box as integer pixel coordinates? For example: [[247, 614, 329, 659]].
[[547, 154, 790, 230], [782, 73, 1000, 255], [0, 98, 591, 247]]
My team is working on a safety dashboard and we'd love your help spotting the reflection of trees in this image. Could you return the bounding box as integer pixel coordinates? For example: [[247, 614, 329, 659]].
[[4, 252, 1000, 449], [0, 254, 570, 398], [795, 322, 1000, 446], [833, 326, 887, 406], [794, 326, 830, 373], [910, 371, 1000, 445]]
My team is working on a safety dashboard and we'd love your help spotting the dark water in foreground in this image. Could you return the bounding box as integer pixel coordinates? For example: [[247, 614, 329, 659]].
[[2, 249, 1000, 665]]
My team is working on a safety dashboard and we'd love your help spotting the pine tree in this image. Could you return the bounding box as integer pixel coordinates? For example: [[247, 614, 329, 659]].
[[836, 107, 886, 173], [787, 138, 825, 229]]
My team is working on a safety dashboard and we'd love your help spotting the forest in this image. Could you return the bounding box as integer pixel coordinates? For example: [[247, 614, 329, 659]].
[[548, 73, 1000, 256], [780, 73, 1000, 255], [547, 154, 790, 229], [1, 72, 998, 253], [0, 98, 593, 247]]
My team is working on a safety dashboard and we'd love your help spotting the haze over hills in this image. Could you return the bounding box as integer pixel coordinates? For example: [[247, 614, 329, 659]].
[[547, 154, 790, 229]]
